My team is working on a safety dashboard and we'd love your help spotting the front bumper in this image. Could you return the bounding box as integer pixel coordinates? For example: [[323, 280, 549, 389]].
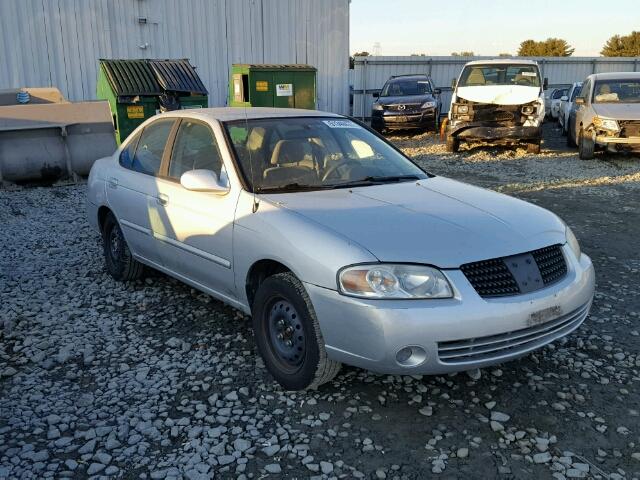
[[596, 135, 640, 147], [449, 122, 542, 141], [306, 245, 595, 375], [372, 109, 436, 130]]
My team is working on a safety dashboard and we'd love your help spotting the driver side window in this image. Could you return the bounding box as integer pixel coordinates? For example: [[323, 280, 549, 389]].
[[168, 120, 225, 181]]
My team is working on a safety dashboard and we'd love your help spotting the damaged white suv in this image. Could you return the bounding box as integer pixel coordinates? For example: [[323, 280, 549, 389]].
[[447, 59, 546, 153]]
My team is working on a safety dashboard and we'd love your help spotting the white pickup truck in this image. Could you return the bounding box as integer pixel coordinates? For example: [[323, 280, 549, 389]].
[[447, 59, 547, 153]]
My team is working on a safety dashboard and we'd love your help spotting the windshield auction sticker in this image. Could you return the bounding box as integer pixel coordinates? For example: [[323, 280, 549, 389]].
[[323, 120, 359, 129]]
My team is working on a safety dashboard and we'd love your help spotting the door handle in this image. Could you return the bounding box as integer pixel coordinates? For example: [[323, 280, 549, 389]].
[[156, 193, 169, 206], [108, 177, 118, 189]]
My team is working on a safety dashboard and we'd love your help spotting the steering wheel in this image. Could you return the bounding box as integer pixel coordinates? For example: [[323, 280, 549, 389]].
[[322, 159, 363, 182]]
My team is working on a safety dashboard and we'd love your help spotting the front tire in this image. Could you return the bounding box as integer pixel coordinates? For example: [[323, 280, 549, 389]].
[[446, 135, 460, 153], [102, 212, 144, 281], [578, 128, 595, 160], [252, 272, 341, 391]]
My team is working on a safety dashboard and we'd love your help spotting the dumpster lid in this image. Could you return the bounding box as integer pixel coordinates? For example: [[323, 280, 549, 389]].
[[99, 59, 207, 96], [235, 64, 317, 72], [148, 60, 208, 95]]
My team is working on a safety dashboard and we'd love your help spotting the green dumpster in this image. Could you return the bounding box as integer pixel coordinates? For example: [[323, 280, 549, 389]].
[[97, 59, 208, 144], [228, 64, 316, 110]]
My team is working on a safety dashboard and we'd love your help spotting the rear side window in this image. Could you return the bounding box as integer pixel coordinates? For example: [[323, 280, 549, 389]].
[[168, 121, 224, 180], [119, 132, 140, 169], [130, 119, 175, 176]]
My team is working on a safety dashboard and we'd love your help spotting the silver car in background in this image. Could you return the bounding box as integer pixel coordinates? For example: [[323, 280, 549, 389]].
[[87, 108, 595, 390], [559, 82, 583, 136], [569, 72, 640, 159]]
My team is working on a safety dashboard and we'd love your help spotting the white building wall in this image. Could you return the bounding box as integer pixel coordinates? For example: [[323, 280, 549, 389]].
[[0, 0, 350, 114]]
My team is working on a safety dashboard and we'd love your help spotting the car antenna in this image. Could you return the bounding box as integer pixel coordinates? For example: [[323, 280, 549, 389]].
[[243, 105, 259, 213]]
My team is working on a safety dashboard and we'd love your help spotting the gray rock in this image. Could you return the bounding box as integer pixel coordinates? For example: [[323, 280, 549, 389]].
[[264, 463, 281, 474]]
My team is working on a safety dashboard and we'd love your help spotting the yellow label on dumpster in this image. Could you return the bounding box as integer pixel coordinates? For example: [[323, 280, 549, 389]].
[[126, 106, 144, 119], [256, 81, 269, 92]]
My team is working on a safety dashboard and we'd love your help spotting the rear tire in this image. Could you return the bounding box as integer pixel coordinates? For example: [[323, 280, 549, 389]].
[[446, 135, 460, 153], [578, 128, 595, 160], [102, 212, 144, 282], [526, 140, 541, 154], [252, 272, 341, 391]]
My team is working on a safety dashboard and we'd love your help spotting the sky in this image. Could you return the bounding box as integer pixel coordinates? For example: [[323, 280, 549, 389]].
[[350, 0, 638, 57]]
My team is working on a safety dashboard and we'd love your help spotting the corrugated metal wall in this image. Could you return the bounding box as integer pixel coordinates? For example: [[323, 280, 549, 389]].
[[353, 56, 640, 118], [0, 0, 350, 114]]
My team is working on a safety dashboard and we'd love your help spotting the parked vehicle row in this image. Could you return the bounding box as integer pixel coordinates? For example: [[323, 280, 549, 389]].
[[88, 107, 595, 390]]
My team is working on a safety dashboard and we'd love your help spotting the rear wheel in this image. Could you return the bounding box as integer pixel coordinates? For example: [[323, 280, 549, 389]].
[[252, 272, 341, 390], [446, 135, 460, 153], [578, 128, 595, 160], [102, 212, 144, 281]]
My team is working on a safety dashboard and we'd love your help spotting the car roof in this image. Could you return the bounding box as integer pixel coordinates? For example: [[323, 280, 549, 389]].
[[463, 59, 539, 66], [153, 107, 342, 123], [388, 74, 430, 81], [587, 72, 640, 81]]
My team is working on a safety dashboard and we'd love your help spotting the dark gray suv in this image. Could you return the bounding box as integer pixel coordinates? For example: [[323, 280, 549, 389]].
[[371, 74, 441, 133]]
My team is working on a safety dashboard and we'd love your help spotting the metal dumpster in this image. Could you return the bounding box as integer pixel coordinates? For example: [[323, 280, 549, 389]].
[[0, 88, 117, 183], [228, 64, 316, 109], [97, 59, 208, 144]]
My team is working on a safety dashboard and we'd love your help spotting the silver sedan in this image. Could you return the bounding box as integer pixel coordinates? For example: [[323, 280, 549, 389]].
[[87, 107, 595, 390]]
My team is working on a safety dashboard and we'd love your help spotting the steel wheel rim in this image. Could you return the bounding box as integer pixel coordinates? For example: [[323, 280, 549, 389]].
[[109, 224, 123, 260], [267, 297, 305, 370]]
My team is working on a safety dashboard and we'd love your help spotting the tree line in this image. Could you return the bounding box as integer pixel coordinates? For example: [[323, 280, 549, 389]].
[[351, 31, 640, 60]]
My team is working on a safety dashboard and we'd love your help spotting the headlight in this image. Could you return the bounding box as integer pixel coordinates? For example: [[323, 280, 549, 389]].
[[522, 105, 535, 115], [372, 103, 384, 111], [593, 116, 619, 132], [455, 104, 469, 114], [565, 225, 581, 259], [421, 101, 436, 109], [338, 264, 453, 299]]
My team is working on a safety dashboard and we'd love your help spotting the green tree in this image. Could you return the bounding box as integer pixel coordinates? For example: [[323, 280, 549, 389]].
[[451, 51, 475, 57], [350, 51, 370, 69], [601, 31, 640, 56], [518, 38, 574, 56], [498, 52, 512, 57], [410, 53, 427, 56]]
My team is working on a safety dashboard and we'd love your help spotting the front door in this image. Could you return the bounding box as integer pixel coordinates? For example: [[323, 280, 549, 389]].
[[152, 119, 240, 300]]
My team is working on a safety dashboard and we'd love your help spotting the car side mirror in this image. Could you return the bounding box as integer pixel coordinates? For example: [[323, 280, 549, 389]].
[[372, 91, 380, 98], [451, 78, 457, 89], [543, 77, 549, 89], [434, 88, 442, 95], [560, 95, 568, 101], [575, 97, 585, 105], [180, 169, 229, 194]]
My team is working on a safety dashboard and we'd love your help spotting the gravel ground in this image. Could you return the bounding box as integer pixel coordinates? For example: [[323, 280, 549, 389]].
[[1, 123, 640, 479]]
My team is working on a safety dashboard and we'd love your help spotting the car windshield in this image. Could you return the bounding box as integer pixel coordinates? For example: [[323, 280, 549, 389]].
[[552, 88, 568, 100], [458, 64, 541, 88], [224, 117, 429, 193], [592, 80, 640, 103], [380, 79, 432, 96]]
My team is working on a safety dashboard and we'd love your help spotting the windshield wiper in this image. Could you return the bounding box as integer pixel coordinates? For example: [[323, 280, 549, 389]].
[[256, 183, 335, 193], [329, 174, 425, 188]]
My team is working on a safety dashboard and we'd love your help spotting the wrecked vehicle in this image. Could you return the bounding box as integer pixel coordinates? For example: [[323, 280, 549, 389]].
[[568, 72, 640, 159], [446, 60, 546, 153], [88, 107, 595, 391]]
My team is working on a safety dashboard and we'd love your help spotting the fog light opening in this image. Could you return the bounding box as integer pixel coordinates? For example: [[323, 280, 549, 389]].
[[395, 346, 427, 367]]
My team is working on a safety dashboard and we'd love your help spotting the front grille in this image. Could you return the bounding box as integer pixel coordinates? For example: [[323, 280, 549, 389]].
[[531, 245, 567, 285], [461, 245, 567, 298], [619, 120, 640, 138], [386, 103, 421, 113], [437, 301, 590, 364]]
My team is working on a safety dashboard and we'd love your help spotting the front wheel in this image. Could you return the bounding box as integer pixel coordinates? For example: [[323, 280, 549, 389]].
[[102, 212, 144, 281], [252, 272, 341, 390], [578, 128, 595, 160], [446, 135, 460, 153]]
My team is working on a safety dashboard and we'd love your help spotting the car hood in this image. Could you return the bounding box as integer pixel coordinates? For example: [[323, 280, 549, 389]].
[[592, 103, 640, 121], [457, 85, 541, 105], [377, 94, 435, 105], [262, 177, 566, 268]]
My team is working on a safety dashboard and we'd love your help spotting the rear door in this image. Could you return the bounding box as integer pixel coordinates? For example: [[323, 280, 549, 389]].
[[106, 118, 177, 265], [152, 118, 240, 299]]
